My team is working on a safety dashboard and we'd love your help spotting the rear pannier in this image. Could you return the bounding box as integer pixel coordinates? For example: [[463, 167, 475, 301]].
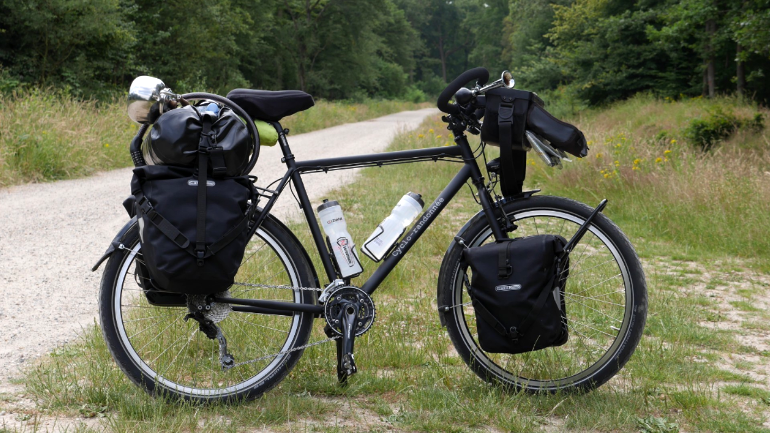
[[129, 105, 258, 295]]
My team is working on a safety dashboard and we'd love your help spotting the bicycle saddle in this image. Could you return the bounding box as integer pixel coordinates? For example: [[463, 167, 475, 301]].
[[226, 89, 315, 122]]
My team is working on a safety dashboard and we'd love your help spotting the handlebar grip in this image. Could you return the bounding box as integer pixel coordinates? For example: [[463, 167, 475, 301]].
[[437, 67, 489, 115]]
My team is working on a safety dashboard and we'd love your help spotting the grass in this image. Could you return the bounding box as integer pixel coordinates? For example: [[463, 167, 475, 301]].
[[0, 89, 426, 187], [6, 95, 770, 432], [530, 93, 770, 271]]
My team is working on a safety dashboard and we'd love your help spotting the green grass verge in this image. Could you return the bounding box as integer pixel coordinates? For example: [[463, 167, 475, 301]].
[[0, 89, 426, 187], [9, 96, 770, 432]]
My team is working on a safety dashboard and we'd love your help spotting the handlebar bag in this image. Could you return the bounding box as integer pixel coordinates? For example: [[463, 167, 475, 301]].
[[142, 104, 252, 177], [130, 164, 257, 295], [480, 88, 588, 197], [461, 235, 569, 354]]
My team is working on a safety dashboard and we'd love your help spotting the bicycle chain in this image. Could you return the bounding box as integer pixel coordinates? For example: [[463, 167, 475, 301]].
[[231, 281, 323, 292], [227, 281, 332, 368]]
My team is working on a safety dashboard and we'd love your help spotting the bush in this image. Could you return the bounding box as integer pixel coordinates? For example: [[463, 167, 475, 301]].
[[684, 108, 765, 151], [404, 86, 427, 103]]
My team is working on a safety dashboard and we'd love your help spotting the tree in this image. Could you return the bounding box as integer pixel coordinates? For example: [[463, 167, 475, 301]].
[[0, 0, 134, 95]]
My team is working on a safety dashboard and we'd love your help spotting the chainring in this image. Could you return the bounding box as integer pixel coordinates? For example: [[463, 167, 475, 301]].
[[324, 286, 376, 337]]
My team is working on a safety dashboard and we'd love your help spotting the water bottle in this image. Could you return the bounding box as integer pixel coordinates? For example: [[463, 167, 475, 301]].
[[362, 192, 424, 262], [317, 199, 363, 278]]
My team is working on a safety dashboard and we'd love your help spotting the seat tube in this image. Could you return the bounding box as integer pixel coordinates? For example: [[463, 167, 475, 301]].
[[455, 133, 508, 241], [274, 126, 338, 282]]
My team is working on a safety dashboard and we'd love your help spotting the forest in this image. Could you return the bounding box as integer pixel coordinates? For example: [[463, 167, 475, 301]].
[[1, 0, 769, 105]]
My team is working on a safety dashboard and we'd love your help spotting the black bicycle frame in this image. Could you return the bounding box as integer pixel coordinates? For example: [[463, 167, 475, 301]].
[[215, 121, 507, 316]]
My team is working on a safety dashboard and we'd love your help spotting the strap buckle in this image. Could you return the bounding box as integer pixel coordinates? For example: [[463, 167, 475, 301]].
[[498, 103, 514, 124]]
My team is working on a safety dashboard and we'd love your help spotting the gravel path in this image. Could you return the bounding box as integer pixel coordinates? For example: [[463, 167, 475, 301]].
[[0, 108, 438, 388]]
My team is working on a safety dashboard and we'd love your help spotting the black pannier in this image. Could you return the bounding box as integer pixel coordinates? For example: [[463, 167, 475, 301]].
[[462, 235, 569, 354], [480, 87, 589, 197], [142, 104, 252, 177], [131, 165, 257, 294]]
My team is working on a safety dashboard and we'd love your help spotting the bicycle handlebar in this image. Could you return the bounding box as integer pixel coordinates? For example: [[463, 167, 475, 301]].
[[436, 67, 489, 115]]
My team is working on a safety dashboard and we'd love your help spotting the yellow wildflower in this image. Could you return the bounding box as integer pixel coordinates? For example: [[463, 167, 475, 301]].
[[655, 157, 663, 163], [632, 166, 639, 171], [664, 150, 672, 155], [436, 135, 442, 139], [603, 173, 610, 179], [429, 129, 435, 134], [587, 140, 593, 145], [633, 159, 641, 165], [614, 160, 620, 166], [418, 134, 424, 139], [670, 139, 676, 144], [104, 143, 110, 148], [596, 153, 603, 159]]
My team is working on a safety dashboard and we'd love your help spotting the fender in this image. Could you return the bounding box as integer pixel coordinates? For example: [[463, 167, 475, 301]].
[[91, 217, 139, 272]]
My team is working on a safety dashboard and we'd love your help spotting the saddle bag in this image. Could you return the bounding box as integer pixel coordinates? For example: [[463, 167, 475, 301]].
[[130, 112, 258, 295], [462, 235, 570, 354], [480, 88, 589, 197]]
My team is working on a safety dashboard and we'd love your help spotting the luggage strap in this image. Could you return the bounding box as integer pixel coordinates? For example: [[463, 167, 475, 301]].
[[498, 98, 530, 198], [196, 117, 213, 266], [463, 262, 557, 342], [136, 196, 254, 260]]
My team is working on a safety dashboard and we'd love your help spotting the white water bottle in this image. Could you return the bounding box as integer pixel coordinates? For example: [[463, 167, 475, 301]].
[[317, 199, 363, 278], [362, 192, 424, 262]]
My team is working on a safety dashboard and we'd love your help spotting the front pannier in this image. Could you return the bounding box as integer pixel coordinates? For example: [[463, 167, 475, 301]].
[[462, 235, 569, 354], [132, 165, 257, 294]]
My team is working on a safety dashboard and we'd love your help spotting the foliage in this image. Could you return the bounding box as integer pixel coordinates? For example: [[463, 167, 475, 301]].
[[684, 108, 764, 150], [1, 0, 770, 105]]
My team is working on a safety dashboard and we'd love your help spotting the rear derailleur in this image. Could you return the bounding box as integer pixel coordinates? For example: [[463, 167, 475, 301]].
[[184, 293, 234, 370], [322, 286, 376, 383]]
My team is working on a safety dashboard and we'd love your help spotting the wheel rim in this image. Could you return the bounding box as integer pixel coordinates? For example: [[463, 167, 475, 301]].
[[112, 227, 304, 398], [451, 208, 634, 390]]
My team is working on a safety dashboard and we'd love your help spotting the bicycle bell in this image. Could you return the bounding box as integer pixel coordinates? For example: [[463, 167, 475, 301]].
[[127, 76, 179, 124]]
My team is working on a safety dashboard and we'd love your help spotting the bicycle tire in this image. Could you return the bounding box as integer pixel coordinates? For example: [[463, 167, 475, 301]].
[[437, 195, 647, 393], [99, 213, 317, 403]]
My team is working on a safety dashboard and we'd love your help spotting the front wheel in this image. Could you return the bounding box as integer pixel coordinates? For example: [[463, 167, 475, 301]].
[[437, 195, 647, 393], [99, 214, 317, 403]]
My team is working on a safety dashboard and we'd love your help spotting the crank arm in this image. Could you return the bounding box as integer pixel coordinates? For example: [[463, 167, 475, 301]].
[[336, 303, 359, 383]]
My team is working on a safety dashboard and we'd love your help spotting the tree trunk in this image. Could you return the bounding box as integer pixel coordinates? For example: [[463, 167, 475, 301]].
[[706, 19, 716, 98], [438, 32, 447, 82], [737, 42, 745, 96], [703, 62, 708, 97]]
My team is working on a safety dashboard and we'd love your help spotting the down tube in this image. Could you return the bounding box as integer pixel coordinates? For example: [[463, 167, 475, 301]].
[[360, 164, 474, 295]]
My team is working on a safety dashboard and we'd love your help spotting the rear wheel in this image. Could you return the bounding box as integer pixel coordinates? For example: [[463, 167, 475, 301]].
[[99, 214, 317, 403], [438, 195, 647, 393]]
